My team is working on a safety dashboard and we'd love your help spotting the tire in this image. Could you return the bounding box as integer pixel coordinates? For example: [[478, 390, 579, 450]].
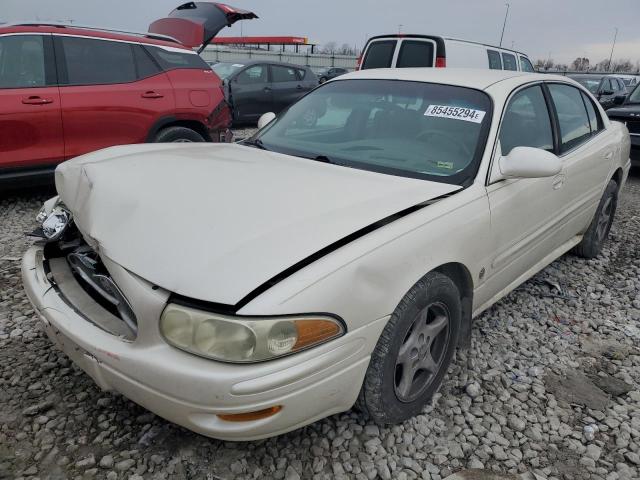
[[153, 126, 205, 143], [319, 77, 327, 84], [357, 272, 461, 424], [573, 180, 618, 259]]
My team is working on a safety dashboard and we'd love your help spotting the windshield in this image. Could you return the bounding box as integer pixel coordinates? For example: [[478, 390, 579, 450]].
[[629, 84, 640, 104], [573, 77, 601, 94], [211, 62, 245, 79], [252, 79, 492, 185]]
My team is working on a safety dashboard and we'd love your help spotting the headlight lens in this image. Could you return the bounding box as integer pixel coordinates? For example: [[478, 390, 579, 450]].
[[37, 196, 72, 241], [41, 207, 72, 240], [160, 304, 344, 363]]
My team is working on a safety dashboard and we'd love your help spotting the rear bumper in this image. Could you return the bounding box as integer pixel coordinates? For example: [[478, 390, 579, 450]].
[[22, 245, 383, 440]]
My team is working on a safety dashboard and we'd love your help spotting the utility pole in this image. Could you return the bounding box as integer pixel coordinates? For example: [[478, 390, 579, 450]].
[[608, 27, 618, 72], [499, 3, 510, 47]]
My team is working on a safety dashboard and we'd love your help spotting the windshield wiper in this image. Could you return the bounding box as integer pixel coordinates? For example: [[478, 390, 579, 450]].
[[243, 138, 269, 150], [301, 154, 335, 164]]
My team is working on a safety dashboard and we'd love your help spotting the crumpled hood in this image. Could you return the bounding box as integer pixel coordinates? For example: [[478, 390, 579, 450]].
[[55, 143, 459, 305]]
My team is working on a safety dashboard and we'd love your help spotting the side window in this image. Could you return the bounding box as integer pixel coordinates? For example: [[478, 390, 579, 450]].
[[615, 78, 625, 91], [601, 78, 612, 93], [0, 35, 46, 88], [501, 52, 517, 71], [145, 46, 209, 70], [548, 84, 592, 153], [133, 45, 161, 79], [295, 68, 307, 80], [236, 65, 267, 85], [271, 65, 298, 83], [361, 40, 396, 70], [582, 91, 603, 134], [487, 50, 502, 70], [396, 40, 434, 68], [60, 37, 136, 85], [520, 56, 535, 73], [499, 85, 554, 155]]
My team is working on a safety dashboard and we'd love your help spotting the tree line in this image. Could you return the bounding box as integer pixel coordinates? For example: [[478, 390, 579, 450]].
[[535, 57, 640, 73]]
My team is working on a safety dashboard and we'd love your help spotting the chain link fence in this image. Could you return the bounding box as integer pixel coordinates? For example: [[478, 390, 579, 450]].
[[201, 46, 358, 71]]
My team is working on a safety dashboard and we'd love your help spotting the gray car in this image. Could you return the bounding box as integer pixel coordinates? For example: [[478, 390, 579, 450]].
[[211, 60, 317, 124]]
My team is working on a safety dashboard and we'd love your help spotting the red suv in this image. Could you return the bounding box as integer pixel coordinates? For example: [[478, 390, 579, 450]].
[[0, 2, 256, 186]]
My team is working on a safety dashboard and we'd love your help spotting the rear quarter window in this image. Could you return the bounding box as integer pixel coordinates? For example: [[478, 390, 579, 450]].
[[362, 40, 396, 70], [146, 46, 209, 71]]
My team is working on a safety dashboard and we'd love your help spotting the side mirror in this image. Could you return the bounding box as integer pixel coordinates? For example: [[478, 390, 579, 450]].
[[600, 89, 614, 96], [498, 146, 561, 179], [257, 112, 276, 130], [613, 94, 626, 106]]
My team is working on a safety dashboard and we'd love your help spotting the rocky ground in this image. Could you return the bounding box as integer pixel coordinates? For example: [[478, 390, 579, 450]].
[[0, 169, 639, 480]]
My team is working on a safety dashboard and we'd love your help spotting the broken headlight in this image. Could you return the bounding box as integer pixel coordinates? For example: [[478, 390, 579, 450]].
[[160, 304, 344, 363], [37, 197, 73, 241]]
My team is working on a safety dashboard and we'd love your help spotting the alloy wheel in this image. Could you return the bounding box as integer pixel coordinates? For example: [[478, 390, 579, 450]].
[[596, 196, 614, 242], [394, 302, 450, 403]]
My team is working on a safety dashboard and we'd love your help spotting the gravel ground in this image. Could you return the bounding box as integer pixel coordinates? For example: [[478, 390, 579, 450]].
[[0, 168, 639, 480]]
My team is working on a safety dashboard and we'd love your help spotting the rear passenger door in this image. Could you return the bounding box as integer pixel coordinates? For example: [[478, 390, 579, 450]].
[[546, 83, 614, 235], [55, 36, 175, 158], [270, 64, 304, 113], [0, 34, 63, 169]]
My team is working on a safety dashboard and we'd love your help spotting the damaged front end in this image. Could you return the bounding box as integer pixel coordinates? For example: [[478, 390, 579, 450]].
[[33, 202, 137, 341]]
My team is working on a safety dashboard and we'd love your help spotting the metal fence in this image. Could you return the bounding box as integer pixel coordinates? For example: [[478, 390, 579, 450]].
[[201, 46, 358, 71]]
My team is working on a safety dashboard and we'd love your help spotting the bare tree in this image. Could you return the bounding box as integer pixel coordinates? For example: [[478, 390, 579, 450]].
[[571, 57, 590, 71], [321, 41, 337, 54]]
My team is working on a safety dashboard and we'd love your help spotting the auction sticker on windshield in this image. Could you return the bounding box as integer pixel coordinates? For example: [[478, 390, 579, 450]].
[[424, 105, 486, 124]]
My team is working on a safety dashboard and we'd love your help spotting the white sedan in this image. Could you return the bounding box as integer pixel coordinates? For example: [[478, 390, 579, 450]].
[[23, 68, 631, 441]]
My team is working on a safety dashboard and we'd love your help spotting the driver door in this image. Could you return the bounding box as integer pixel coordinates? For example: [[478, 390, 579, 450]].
[[478, 84, 565, 307]]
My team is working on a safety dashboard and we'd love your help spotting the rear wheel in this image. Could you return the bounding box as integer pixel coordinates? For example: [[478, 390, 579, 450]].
[[357, 272, 461, 424], [153, 126, 205, 143], [573, 180, 618, 258]]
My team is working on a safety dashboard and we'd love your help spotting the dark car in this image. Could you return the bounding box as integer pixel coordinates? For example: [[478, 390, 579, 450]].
[[568, 74, 627, 110], [607, 84, 640, 167], [211, 60, 317, 124], [317, 67, 348, 84]]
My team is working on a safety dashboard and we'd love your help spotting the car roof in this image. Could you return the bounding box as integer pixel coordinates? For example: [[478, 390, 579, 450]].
[[335, 68, 558, 91], [568, 74, 620, 79], [0, 24, 189, 50]]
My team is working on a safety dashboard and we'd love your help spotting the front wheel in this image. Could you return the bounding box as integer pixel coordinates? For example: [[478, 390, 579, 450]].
[[357, 272, 461, 424], [573, 179, 618, 258]]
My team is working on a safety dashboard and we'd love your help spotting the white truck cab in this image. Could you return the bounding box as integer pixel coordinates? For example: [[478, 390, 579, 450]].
[[358, 34, 535, 73]]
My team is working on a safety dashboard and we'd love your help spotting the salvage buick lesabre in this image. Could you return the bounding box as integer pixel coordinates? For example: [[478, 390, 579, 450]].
[[23, 69, 631, 440]]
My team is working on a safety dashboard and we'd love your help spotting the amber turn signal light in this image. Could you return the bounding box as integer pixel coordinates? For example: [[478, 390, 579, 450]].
[[218, 406, 283, 422]]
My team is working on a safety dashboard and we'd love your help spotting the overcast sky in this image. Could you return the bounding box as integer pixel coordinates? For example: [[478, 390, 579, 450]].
[[3, 0, 639, 64]]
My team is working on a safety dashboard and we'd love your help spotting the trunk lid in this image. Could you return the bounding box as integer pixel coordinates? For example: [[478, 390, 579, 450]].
[[149, 2, 258, 53]]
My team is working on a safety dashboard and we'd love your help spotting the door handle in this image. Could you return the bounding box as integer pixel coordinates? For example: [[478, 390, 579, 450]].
[[296, 85, 303, 89], [22, 96, 53, 105], [604, 151, 613, 161], [141, 91, 163, 99], [263, 87, 272, 92], [552, 174, 565, 190]]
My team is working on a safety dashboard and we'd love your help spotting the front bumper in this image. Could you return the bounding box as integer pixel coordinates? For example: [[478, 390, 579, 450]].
[[22, 245, 386, 440], [630, 134, 640, 167]]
